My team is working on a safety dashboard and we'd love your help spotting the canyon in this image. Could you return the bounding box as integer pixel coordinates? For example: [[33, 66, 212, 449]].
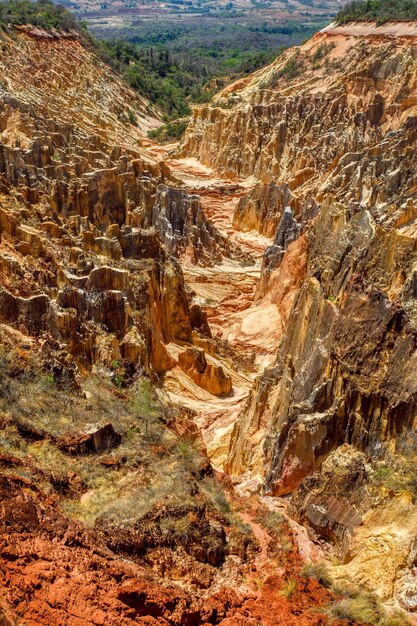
[[0, 15, 416, 626]]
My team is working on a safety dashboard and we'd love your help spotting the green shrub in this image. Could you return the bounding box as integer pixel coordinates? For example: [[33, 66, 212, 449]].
[[311, 42, 336, 63], [126, 108, 137, 125], [379, 610, 412, 626], [260, 53, 305, 88], [160, 515, 199, 544], [200, 476, 231, 516], [148, 119, 188, 143], [371, 436, 417, 500], [329, 592, 381, 624], [337, 0, 417, 25], [257, 509, 285, 535], [278, 55, 304, 80], [0, 0, 84, 33]]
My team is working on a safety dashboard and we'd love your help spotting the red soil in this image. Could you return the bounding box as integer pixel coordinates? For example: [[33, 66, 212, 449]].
[[0, 472, 356, 626]]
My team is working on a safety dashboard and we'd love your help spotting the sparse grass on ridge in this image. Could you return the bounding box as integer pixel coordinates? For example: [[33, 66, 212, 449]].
[[328, 587, 411, 625]]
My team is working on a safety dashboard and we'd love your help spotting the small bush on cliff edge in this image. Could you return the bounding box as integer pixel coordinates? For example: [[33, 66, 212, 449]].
[[301, 561, 332, 588], [254, 508, 285, 536], [260, 51, 306, 89], [379, 611, 412, 626], [371, 431, 417, 500], [329, 590, 381, 624], [280, 578, 297, 599], [148, 120, 189, 143]]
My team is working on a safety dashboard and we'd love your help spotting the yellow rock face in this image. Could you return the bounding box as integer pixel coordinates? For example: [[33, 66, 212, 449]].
[[330, 494, 417, 607]]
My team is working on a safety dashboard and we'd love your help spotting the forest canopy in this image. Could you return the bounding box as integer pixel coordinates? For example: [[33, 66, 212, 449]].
[[336, 0, 417, 25], [0, 0, 281, 120], [0, 0, 84, 31]]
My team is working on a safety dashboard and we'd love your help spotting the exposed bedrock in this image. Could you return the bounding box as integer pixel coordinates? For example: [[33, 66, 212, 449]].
[[0, 31, 225, 268], [182, 29, 417, 500], [178, 346, 232, 397], [151, 184, 227, 264], [0, 30, 232, 382], [180, 36, 417, 194], [226, 195, 417, 489], [233, 182, 300, 237], [288, 445, 367, 551], [0, 174, 212, 377], [0, 244, 197, 376], [256, 206, 301, 299], [0, 117, 223, 265]]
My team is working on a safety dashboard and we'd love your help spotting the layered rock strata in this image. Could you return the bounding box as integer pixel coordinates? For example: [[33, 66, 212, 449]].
[[182, 22, 417, 492], [0, 28, 228, 382], [180, 23, 417, 611]]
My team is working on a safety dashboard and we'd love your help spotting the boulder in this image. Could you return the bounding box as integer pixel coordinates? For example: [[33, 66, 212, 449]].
[[56, 423, 122, 455], [178, 347, 232, 397], [86, 266, 130, 292]]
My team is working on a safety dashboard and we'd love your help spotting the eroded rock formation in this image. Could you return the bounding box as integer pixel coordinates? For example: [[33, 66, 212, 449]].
[[0, 28, 228, 380], [1, 17, 417, 624], [179, 22, 417, 613]]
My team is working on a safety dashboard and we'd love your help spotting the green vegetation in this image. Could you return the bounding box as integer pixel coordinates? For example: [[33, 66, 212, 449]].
[[148, 120, 188, 143], [311, 41, 336, 62], [337, 0, 417, 25], [0, 1, 294, 121], [200, 475, 232, 516], [280, 578, 297, 599], [95, 36, 285, 121], [371, 431, 417, 500], [0, 0, 87, 33], [253, 505, 294, 556], [90, 15, 327, 120], [0, 0, 330, 123], [258, 509, 285, 534], [278, 55, 304, 80], [330, 592, 381, 623], [259, 40, 337, 90], [379, 611, 413, 626], [0, 346, 253, 569], [260, 53, 305, 89], [96, 40, 194, 119]]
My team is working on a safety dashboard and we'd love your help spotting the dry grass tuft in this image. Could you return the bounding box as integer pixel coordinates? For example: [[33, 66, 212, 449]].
[[301, 561, 332, 588], [280, 578, 297, 599]]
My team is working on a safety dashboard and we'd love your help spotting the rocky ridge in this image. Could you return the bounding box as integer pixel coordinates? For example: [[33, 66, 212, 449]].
[[180, 21, 417, 616], [0, 27, 234, 392], [0, 23, 350, 626], [0, 16, 417, 626]]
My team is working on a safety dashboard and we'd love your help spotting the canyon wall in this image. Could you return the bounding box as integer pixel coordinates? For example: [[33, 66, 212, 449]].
[[181, 22, 417, 489], [181, 23, 417, 609], [1, 19, 417, 621], [0, 28, 229, 387]]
